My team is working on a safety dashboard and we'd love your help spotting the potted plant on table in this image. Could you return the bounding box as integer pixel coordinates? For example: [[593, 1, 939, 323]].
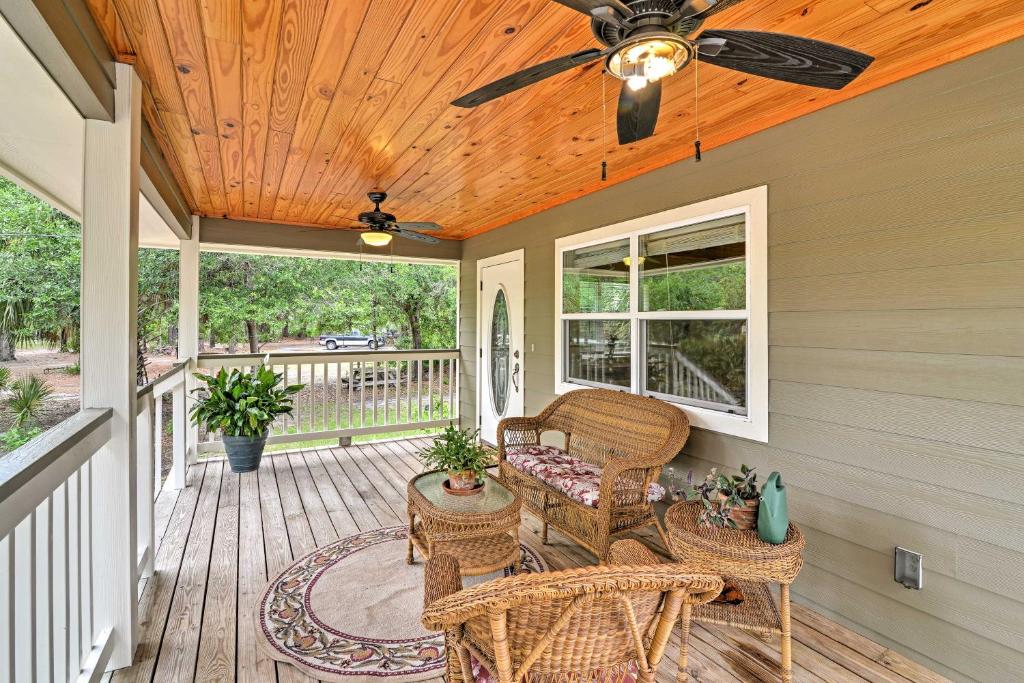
[[189, 360, 303, 473], [418, 424, 490, 494], [687, 465, 760, 530]]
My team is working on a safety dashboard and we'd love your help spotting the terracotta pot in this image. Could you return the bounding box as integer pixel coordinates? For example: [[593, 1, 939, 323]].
[[719, 492, 759, 531], [447, 470, 479, 490]]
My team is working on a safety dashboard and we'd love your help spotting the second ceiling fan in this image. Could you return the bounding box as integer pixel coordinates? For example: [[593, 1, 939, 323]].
[[451, 0, 874, 145]]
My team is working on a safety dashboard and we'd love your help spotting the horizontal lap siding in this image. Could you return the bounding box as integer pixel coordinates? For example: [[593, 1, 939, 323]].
[[459, 38, 1024, 681]]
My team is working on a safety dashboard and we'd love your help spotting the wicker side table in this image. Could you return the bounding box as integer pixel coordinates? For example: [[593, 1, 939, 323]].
[[665, 501, 805, 682], [407, 470, 522, 577]]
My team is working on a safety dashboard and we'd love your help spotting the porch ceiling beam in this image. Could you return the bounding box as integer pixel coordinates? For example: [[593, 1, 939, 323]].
[[0, 0, 115, 121], [198, 217, 462, 263], [140, 121, 192, 239]]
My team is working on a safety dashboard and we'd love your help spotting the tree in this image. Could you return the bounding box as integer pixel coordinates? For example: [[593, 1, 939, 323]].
[[0, 178, 81, 360]]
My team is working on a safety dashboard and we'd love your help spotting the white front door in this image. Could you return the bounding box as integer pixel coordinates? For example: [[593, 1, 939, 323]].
[[477, 250, 524, 445]]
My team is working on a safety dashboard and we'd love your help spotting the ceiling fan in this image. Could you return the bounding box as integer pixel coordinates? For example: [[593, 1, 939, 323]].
[[451, 0, 874, 145], [341, 192, 442, 247]]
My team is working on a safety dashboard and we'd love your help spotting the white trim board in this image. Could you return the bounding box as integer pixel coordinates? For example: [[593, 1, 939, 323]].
[[553, 186, 768, 442], [475, 249, 525, 438]]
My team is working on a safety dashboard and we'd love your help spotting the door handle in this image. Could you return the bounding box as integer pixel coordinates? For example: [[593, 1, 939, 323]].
[[512, 362, 520, 392]]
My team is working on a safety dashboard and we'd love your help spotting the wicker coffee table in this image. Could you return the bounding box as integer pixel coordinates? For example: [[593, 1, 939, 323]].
[[665, 501, 805, 682], [407, 470, 522, 577]]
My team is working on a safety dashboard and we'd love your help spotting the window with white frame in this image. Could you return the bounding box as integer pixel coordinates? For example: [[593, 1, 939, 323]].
[[555, 186, 768, 442]]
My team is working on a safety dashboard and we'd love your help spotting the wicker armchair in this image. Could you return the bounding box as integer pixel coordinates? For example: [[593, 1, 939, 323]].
[[422, 540, 723, 683], [497, 389, 689, 560]]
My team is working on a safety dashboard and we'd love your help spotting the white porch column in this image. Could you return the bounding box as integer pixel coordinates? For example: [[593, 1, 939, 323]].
[[178, 216, 200, 474], [80, 61, 141, 669]]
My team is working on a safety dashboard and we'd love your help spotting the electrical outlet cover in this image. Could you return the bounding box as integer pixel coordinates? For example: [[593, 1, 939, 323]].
[[894, 547, 923, 590]]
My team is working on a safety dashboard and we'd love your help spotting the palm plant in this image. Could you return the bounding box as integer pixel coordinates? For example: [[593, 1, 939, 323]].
[[0, 366, 10, 391], [7, 374, 52, 427]]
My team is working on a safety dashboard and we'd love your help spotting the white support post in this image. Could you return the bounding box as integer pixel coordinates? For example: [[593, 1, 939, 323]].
[[178, 217, 200, 471], [80, 62, 141, 670]]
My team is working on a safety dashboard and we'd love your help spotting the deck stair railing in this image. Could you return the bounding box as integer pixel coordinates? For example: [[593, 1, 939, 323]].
[[195, 349, 458, 453]]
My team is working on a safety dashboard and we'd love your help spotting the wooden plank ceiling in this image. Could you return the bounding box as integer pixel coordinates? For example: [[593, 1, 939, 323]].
[[85, 0, 1023, 240]]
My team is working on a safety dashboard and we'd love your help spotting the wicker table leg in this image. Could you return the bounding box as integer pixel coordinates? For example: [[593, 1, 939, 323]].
[[407, 512, 416, 564], [780, 583, 792, 683], [676, 603, 692, 683]]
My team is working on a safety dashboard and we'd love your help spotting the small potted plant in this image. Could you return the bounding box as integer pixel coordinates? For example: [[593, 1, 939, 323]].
[[189, 360, 303, 473], [418, 424, 490, 494], [686, 465, 760, 530]]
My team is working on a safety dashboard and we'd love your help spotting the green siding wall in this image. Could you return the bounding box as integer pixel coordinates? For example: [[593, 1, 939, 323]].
[[457, 38, 1024, 682]]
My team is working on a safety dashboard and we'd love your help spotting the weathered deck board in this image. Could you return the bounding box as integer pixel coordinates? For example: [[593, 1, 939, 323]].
[[113, 439, 946, 683]]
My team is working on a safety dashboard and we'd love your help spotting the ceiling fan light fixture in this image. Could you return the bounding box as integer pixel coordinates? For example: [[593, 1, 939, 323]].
[[606, 34, 692, 85], [360, 230, 393, 247], [626, 75, 648, 91]]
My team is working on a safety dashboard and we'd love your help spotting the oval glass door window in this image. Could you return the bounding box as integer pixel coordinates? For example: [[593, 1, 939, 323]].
[[490, 288, 510, 415]]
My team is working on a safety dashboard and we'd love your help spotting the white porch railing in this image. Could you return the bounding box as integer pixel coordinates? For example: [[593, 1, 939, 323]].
[[0, 409, 115, 683], [133, 361, 190, 583], [196, 349, 458, 453]]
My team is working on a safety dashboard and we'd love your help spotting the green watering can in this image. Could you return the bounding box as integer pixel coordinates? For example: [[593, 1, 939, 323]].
[[758, 471, 789, 544]]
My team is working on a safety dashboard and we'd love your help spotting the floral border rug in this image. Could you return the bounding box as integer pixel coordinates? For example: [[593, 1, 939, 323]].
[[256, 525, 546, 682]]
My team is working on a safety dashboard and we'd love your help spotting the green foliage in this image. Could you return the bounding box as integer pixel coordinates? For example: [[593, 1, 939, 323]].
[[1, 177, 458, 361], [417, 423, 489, 478], [0, 178, 81, 357], [641, 262, 745, 312], [189, 363, 303, 437], [1, 424, 42, 450], [64, 362, 80, 375], [198, 254, 457, 352], [137, 249, 179, 350], [683, 465, 759, 529], [0, 366, 10, 390], [7, 374, 52, 427]]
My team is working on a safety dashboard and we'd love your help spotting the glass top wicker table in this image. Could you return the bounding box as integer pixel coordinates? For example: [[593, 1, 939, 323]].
[[665, 501, 805, 682], [406, 470, 522, 577]]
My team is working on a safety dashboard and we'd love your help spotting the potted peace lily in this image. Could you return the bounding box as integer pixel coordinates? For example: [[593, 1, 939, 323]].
[[418, 424, 490, 493], [189, 360, 303, 473]]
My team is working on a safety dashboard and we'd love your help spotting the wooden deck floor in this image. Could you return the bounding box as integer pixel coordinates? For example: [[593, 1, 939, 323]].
[[112, 438, 948, 683]]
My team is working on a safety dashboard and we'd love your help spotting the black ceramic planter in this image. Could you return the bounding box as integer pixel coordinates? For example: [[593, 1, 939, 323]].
[[222, 432, 268, 473]]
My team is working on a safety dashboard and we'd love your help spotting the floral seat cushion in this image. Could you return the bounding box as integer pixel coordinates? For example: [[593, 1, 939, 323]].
[[506, 445, 665, 508]]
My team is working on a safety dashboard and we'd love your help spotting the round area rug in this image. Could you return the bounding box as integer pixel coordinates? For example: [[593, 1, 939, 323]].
[[256, 525, 547, 682]]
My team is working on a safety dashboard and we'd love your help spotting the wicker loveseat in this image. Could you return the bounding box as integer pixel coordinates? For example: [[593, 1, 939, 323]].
[[421, 540, 723, 683], [497, 388, 689, 561]]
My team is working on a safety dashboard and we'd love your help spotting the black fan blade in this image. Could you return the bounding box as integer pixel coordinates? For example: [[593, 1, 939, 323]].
[[452, 48, 605, 108], [617, 79, 661, 145], [552, 0, 634, 18], [393, 228, 440, 245], [697, 30, 874, 90], [393, 221, 442, 232]]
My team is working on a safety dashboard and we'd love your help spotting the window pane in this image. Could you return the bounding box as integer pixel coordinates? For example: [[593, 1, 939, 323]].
[[643, 319, 747, 414], [562, 238, 630, 313], [563, 319, 631, 388], [489, 288, 510, 415], [640, 216, 745, 311]]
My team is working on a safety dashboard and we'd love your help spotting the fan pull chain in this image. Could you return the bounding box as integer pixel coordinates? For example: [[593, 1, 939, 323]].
[[600, 70, 608, 181], [694, 51, 702, 162]]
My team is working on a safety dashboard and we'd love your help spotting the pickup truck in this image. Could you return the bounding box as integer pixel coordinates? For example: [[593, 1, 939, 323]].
[[318, 330, 379, 350]]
